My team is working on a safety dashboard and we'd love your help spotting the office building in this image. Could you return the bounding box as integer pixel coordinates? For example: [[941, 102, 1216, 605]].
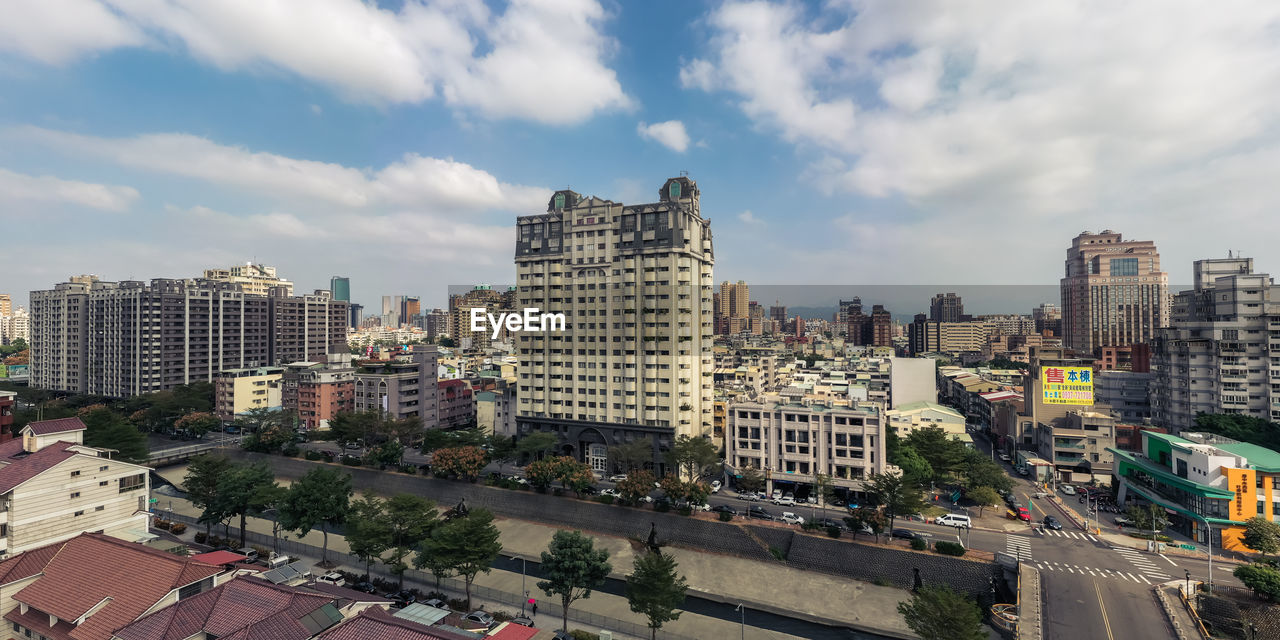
[[1150, 256, 1279, 430], [514, 176, 714, 475], [330, 276, 350, 302], [727, 394, 886, 496], [1061, 230, 1169, 355], [929, 293, 964, 323], [203, 262, 293, 296], [348, 302, 363, 329], [1111, 430, 1280, 551], [354, 346, 439, 430], [214, 366, 284, 421], [0, 391, 12, 437], [30, 277, 347, 397]]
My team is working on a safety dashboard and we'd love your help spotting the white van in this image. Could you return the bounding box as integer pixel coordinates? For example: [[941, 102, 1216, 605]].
[[936, 513, 972, 528]]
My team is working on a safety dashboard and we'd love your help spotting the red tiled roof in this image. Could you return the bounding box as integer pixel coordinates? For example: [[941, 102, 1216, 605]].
[[6, 605, 76, 640], [0, 540, 60, 584], [317, 607, 476, 640], [488, 622, 540, 640], [23, 417, 88, 436], [11, 533, 224, 640], [114, 576, 338, 640], [0, 441, 78, 493], [189, 550, 249, 565]]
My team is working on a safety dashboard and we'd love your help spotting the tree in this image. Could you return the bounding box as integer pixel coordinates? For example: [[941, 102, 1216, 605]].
[[903, 428, 967, 482], [845, 507, 886, 543], [1242, 516, 1280, 557], [609, 438, 654, 473], [382, 493, 438, 589], [328, 411, 381, 448], [278, 468, 353, 564], [174, 411, 220, 438], [812, 473, 836, 507], [1125, 503, 1170, 534], [80, 407, 148, 463], [736, 466, 764, 494], [432, 446, 489, 481], [525, 457, 560, 491], [1194, 413, 1280, 452], [556, 457, 597, 497], [185, 454, 232, 538], [893, 446, 934, 489], [962, 450, 1013, 492], [666, 435, 719, 480], [538, 530, 612, 632], [1234, 563, 1280, 602], [658, 474, 688, 502], [367, 440, 405, 469], [212, 462, 277, 548], [488, 435, 518, 475], [868, 472, 926, 534], [418, 508, 503, 610], [516, 431, 558, 462], [616, 470, 657, 505], [626, 551, 688, 640], [897, 585, 986, 640], [967, 486, 1002, 518], [346, 494, 390, 578]]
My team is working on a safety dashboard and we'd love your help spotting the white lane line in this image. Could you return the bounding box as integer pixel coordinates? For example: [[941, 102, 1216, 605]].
[[1138, 575, 1152, 584], [1125, 572, 1141, 582], [1161, 555, 1177, 566], [1089, 569, 1097, 576]]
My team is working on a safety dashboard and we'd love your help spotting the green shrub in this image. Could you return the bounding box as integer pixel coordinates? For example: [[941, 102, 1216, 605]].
[[826, 526, 841, 538], [873, 577, 892, 587], [718, 511, 733, 522], [595, 495, 615, 505], [304, 450, 322, 461], [448, 598, 468, 611], [801, 521, 821, 531], [398, 464, 416, 474], [934, 541, 966, 556], [910, 537, 928, 551], [677, 506, 693, 516], [769, 546, 786, 561], [570, 631, 600, 640], [1127, 532, 1174, 543], [281, 444, 300, 457], [654, 501, 670, 513]]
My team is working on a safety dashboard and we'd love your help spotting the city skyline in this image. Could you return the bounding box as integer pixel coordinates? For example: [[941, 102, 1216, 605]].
[[5, 2, 1280, 309]]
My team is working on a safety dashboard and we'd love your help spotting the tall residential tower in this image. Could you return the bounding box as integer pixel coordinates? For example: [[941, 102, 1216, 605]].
[[1061, 230, 1169, 355], [514, 176, 714, 475]]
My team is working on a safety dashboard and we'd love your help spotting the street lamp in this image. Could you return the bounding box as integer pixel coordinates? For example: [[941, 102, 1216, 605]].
[[734, 603, 745, 640], [1191, 513, 1214, 594], [1185, 570, 1192, 596]]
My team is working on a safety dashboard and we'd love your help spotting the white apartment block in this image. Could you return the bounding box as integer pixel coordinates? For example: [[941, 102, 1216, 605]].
[[727, 395, 886, 494], [0, 418, 152, 558], [0, 308, 28, 345], [1151, 257, 1280, 430], [202, 262, 294, 296], [515, 177, 715, 475]]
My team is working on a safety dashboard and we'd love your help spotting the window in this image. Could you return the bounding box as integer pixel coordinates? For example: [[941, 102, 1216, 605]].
[[74, 510, 84, 517], [99, 481, 108, 487], [70, 492, 80, 499], [1110, 257, 1139, 276], [95, 505, 105, 512], [118, 474, 145, 493], [70, 471, 81, 478], [99, 465, 109, 472]]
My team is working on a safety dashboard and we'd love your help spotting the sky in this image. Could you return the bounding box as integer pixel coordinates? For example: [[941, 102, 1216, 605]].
[[2, 0, 1279, 314]]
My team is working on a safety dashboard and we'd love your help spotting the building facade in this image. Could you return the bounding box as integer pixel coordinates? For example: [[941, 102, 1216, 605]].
[[1151, 257, 1280, 430], [514, 177, 715, 474], [353, 346, 439, 431], [437, 378, 474, 428], [29, 277, 347, 397], [281, 359, 355, 430], [213, 366, 284, 421], [1094, 370, 1152, 424], [330, 276, 350, 302], [203, 262, 293, 296], [929, 293, 964, 323], [1061, 230, 1169, 355]]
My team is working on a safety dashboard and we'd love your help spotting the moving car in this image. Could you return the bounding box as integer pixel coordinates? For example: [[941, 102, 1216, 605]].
[[352, 581, 378, 594], [773, 494, 797, 506], [771, 489, 783, 501], [936, 514, 972, 528], [1017, 507, 1032, 522], [510, 617, 534, 627], [710, 505, 738, 516], [710, 480, 722, 493], [1042, 515, 1062, 530], [780, 512, 805, 525], [738, 492, 760, 502], [608, 474, 627, 483], [815, 518, 845, 530], [1114, 516, 1135, 527], [998, 453, 1012, 462], [891, 528, 919, 540], [747, 506, 774, 520], [600, 488, 621, 498], [1059, 484, 1077, 496], [1017, 466, 1030, 476]]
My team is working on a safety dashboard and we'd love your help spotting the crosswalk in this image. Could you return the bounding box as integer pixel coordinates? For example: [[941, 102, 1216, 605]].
[[1006, 534, 1033, 561], [1112, 546, 1172, 581], [1030, 560, 1157, 584], [1037, 529, 1098, 542]]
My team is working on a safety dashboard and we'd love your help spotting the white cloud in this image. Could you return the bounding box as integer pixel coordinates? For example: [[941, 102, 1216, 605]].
[[15, 126, 548, 213], [737, 210, 763, 226], [637, 120, 690, 153], [0, 167, 139, 212], [3, 0, 629, 124], [684, 1, 1280, 219]]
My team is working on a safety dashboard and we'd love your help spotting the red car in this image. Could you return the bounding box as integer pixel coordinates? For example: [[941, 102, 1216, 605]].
[[1017, 507, 1031, 522]]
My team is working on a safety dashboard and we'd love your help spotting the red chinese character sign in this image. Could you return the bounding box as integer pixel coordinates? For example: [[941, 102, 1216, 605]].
[[1041, 366, 1093, 405]]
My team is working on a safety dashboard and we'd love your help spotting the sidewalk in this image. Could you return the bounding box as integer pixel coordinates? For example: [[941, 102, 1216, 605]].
[[1154, 581, 1210, 640], [155, 482, 915, 639]]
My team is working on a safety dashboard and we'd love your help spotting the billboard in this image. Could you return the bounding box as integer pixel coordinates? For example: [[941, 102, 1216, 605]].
[[1041, 366, 1093, 405]]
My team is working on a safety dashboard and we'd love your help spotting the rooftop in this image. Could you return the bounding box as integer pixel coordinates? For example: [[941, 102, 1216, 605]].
[[23, 416, 88, 436], [317, 606, 477, 640], [113, 576, 342, 640], [888, 401, 963, 419]]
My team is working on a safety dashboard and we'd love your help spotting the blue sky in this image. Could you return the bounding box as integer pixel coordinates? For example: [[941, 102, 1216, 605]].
[[3, 1, 1280, 313]]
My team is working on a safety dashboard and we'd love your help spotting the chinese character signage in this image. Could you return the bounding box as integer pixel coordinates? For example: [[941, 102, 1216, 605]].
[[1041, 366, 1093, 405]]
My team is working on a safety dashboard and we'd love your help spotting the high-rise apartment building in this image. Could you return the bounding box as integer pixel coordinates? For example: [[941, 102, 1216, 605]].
[[716, 280, 749, 334], [1151, 257, 1279, 430], [929, 292, 964, 323], [203, 263, 293, 296], [448, 285, 515, 349], [329, 276, 350, 302], [0, 307, 28, 345], [1061, 230, 1169, 355], [29, 277, 347, 397], [514, 177, 714, 475], [0, 294, 10, 316]]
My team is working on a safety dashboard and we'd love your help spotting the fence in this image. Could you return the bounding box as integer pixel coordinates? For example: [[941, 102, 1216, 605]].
[[168, 512, 701, 640]]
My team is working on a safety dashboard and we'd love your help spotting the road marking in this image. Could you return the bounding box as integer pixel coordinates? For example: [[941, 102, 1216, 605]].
[[1125, 572, 1141, 582], [1161, 555, 1177, 566], [1094, 581, 1116, 640], [1138, 574, 1152, 584]]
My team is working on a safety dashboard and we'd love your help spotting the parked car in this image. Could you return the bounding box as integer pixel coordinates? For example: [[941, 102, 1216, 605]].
[[858, 523, 876, 536], [316, 572, 346, 587], [1114, 516, 1135, 527], [771, 489, 783, 501], [236, 547, 259, 563], [1017, 507, 1031, 522], [608, 474, 627, 483], [781, 512, 805, 526], [710, 480, 722, 493], [710, 505, 738, 516], [1043, 515, 1062, 530], [600, 488, 621, 498], [936, 513, 972, 529], [891, 528, 919, 540], [1017, 466, 1030, 476], [384, 590, 416, 608], [998, 454, 1012, 462], [815, 518, 845, 530], [510, 616, 534, 627], [747, 506, 774, 520], [805, 495, 818, 505], [463, 611, 495, 627], [352, 581, 378, 594], [1060, 484, 1077, 496], [423, 598, 448, 610], [773, 494, 797, 506]]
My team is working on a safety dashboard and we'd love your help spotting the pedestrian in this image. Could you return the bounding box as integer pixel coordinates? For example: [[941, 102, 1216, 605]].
[[532, 602, 537, 617]]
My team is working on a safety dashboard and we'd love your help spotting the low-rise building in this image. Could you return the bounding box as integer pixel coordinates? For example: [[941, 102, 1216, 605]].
[[213, 366, 284, 421], [437, 379, 474, 428], [727, 394, 886, 497], [1037, 410, 1117, 482], [476, 385, 516, 438], [885, 401, 965, 437], [0, 417, 153, 557], [354, 346, 439, 431], [1111, 430, 1280, 551], [282, 357, 355, 431]]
